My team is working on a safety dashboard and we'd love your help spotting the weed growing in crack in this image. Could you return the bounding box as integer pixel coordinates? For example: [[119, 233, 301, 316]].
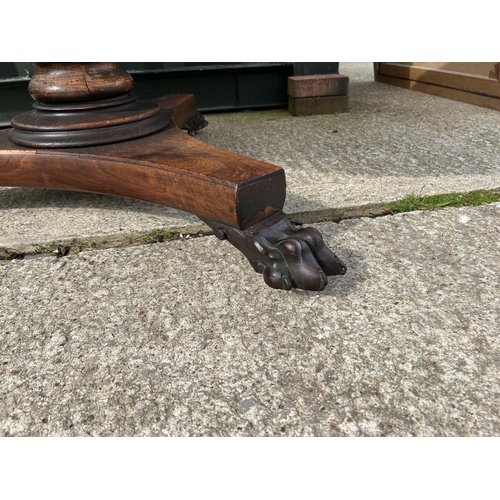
[[143, 229, 175, 243], [389, 190, 500, 214]]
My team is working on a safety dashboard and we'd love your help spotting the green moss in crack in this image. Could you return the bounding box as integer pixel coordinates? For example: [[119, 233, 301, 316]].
[[143, 229, 175, 243], [389, 190, 500, 215]]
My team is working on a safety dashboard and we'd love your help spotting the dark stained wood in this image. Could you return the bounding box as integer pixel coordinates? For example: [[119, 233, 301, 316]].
[[9, 63, 173, 148], [28, 63, 134, 103], [154, 94, 199, 129], [8, 101, 171, 148], [0, 98, 285, 229], [203, 213, 346, 291], [12, 98, 160, 131]]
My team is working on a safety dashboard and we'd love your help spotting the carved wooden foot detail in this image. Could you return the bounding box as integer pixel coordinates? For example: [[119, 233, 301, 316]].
[[183, 111, 209, 136], [202, 212, 346, 291]]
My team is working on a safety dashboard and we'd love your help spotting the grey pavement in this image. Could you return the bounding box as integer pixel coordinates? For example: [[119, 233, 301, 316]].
[[0, 63, 499, 436]]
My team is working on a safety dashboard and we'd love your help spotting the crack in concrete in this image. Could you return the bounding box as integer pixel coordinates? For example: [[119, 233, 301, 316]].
[[2, 188, 500, 261]]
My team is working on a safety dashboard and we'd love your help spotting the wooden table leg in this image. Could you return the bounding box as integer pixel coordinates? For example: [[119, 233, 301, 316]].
[[0, 63, 346, 291]]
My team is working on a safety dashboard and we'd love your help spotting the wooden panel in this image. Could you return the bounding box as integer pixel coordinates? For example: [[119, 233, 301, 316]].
[[395, 62, 496, 76], [374, 72, 500, 112], [377, 63, 500, 98], [374, 62, 500, 111]]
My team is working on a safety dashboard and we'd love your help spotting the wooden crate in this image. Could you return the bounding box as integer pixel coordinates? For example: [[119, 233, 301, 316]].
[[374, 62, 500, 111]]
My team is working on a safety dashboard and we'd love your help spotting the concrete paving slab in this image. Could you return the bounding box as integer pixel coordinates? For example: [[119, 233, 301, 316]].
[[1, 204, 499, 436], [2, 63, 500, 252], [0, 188, 202, 254]]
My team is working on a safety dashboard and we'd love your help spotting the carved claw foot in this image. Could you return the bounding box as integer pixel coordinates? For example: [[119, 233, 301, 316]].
[[183, 111, 209, 136], [202, 213, 346, 291]]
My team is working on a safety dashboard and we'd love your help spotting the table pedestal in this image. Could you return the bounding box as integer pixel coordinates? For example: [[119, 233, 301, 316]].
[[0, 63, 346, 291]]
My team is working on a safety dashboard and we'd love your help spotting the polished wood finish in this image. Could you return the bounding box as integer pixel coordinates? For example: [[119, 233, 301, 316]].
[[1, 94, 285, 229], [29, 63, 133, 103], [9, 96, 171, 148], [0, 63, 346, 290], [9, 63, 170, 148]]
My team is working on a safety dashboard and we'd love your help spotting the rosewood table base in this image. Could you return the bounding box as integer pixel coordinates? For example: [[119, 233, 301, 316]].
[[0, 67, 346, 291]]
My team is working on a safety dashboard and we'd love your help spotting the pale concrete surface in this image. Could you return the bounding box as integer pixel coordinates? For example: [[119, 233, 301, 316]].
[[2, 62, 500, 252], [1, 204, 499, 436]]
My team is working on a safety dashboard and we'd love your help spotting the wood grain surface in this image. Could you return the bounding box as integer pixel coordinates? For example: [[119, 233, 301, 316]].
[[28, 63, 134, 103], [0, 120, 285, 229], [376, 63, 500, 99]]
